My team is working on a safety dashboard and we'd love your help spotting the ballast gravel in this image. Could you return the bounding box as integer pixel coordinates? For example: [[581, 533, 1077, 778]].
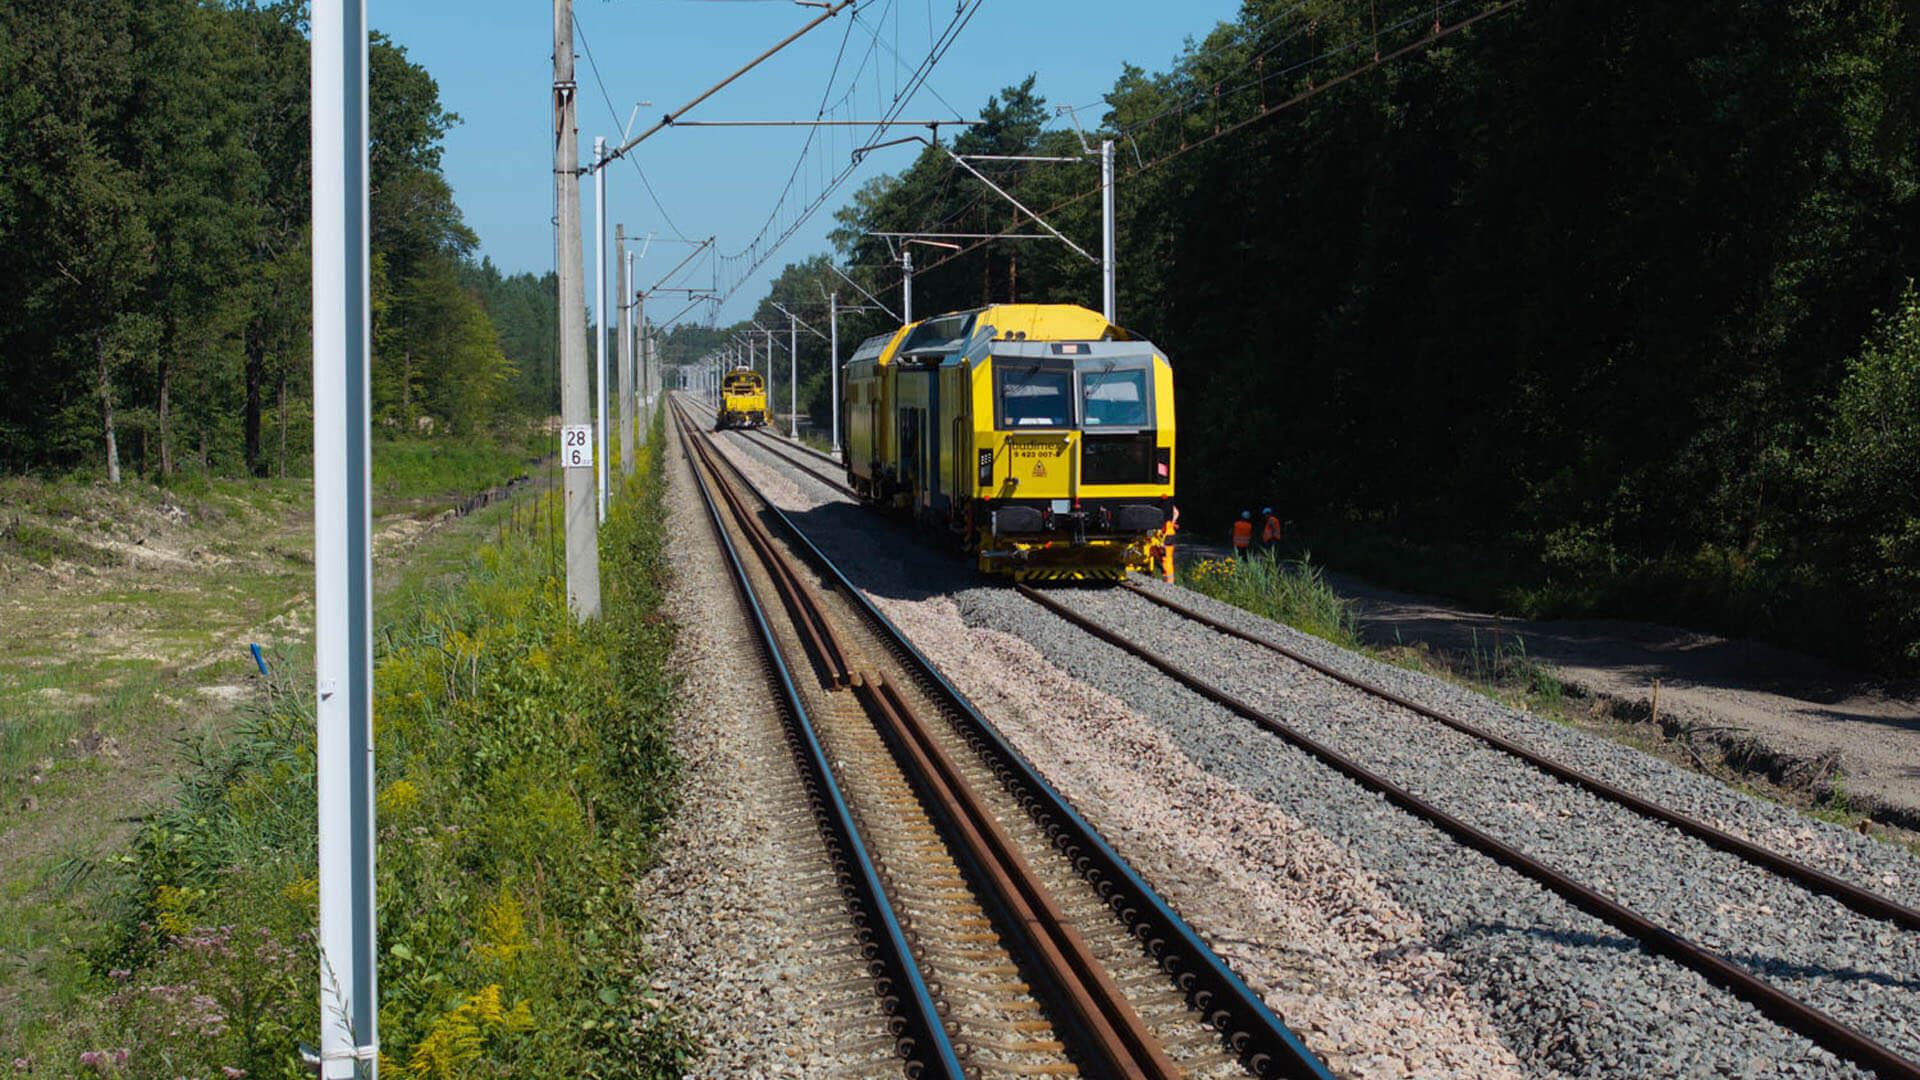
[[1121, 580, 1920, 914], [638, 420, 900, 1079], [1058, 586, 1920, 1059], [710, 431, 1524, 1078], [712, 424, 1920, 1079], [952, 579, 1909, 1079]]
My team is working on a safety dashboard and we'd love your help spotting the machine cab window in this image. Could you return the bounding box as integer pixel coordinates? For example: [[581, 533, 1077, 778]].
[[995, 363, 1073, 428], [1080, 367, 1150, 428]]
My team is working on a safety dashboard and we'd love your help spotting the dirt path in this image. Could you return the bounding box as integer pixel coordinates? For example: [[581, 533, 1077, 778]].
[[1170, 540, 1920, 829], [1321, 570, 1920, 829]]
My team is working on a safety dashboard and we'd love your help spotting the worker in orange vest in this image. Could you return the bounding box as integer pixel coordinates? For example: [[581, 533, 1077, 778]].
[[1231, 510, 1254, 557], [1261, 507, 1282, 552], [1156, 506, 1180, 583]]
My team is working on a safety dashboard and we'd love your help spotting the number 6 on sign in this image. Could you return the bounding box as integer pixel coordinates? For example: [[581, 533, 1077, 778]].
[[561, 424, 594, 468]]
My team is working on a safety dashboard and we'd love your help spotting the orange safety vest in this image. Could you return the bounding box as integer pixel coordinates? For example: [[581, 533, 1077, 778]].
[[1262, 515, 1282, 543], [1231, 519, 1253, 548]]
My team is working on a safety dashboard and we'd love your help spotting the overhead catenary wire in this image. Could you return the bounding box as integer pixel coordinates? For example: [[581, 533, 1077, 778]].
[[878, 0, 1526, 296], [711, 0, 984, 308], [574, 11, 696, 241]]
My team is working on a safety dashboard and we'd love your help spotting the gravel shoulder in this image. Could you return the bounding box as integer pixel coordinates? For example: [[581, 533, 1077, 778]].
[[642, 420, 902, 1079], [1173, 535, 1920, 830]]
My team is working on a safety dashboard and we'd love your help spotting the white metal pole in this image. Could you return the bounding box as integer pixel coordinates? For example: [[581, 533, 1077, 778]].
[[829, 291, 840, 456], [789, 312, 797, 438], [764, 331, 772, 422], [312, 0, 378, 1075], [625, 253, 635, 390], [1101, 138, 1116, 324], [636, 294, 649, 445], [902, 247, 913, 324], [617, 228, 633, 478], [593, 136, 607, 520]]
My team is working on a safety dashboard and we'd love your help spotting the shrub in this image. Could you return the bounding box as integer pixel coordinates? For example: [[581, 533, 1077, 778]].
[[1808, 281, 1920, 667]]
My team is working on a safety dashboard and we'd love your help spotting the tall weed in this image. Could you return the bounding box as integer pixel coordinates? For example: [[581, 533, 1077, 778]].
[[1179, 551, 1361, 649], [12, 414, 689, 1078]]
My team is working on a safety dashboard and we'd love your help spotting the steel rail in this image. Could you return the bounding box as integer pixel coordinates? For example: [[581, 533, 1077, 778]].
[[751, 426, 844, 468], [735, 427, 855, 495], [1123, 581, 1920, 933], [686, 400, 1182, 1078], [858, 675, 1183, 1080], [689, 428, 851, 686], [683, 392, 1336, 1080], [675, 402, 964, 1080], [1019, 583, 1920, 1080]]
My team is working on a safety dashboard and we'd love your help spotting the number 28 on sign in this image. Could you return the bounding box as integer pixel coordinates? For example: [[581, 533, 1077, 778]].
[[561, 424, 594, 468]]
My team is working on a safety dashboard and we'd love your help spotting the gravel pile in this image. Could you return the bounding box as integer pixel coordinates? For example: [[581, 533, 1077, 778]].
[[638, 416, 903, 1079], [711, 433, 1527, 1079]]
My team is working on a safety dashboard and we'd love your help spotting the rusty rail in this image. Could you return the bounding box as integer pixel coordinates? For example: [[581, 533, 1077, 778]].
[[684, 401, 1182, 1076], [675, 399, 963, 1079], [678, 393, 1338, 1079]]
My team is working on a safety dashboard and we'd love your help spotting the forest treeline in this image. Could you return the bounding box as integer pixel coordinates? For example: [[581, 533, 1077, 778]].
[[749, 0, 1920, 670], [0, 1, 560, 480]]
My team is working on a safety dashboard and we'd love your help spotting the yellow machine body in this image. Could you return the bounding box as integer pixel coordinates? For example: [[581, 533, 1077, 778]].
[[718, 368, 766, 429], [841, 304, 1175, 581]]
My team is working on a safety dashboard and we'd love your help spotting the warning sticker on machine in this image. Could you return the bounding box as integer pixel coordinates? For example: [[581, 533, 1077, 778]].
[[1032, 460, 1047, 477]]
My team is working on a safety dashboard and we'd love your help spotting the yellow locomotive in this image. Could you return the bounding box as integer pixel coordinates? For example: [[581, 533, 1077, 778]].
[[717, 367, 767, 429], [843, 304, 1175, 581]]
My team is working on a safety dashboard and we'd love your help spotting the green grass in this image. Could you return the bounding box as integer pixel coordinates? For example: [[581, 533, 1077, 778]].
[[371, 434, 534, 503], [1286, 519, 1877, 675], [1177, 547, 1576, 723], [1178, 550, 1362, 649], [0, 520, 120, 568], [6, 414, 690, 1079]]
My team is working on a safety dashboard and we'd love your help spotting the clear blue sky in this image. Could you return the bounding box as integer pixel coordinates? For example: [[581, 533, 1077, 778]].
[[373, 0, 1244, 324]]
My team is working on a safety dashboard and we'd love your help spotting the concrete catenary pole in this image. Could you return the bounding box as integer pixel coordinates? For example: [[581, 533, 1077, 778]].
[[829, 290, 840, 456], [764, 330, 773, 421], [1101, 138, 1116, 324], [617, 226, 633, 478], [555, 0, 600, 618], [593, 136, 608, 519], [311, 0, 378, 1074]]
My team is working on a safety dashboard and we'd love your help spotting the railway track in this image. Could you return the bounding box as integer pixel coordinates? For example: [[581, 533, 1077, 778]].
[[670, 396, 1336, 1080], [1119, 582, 1920, 932], [696, 392, 1920, 1077], [1014, 582, 1920, 1080], [736, 424, 856, 496]]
